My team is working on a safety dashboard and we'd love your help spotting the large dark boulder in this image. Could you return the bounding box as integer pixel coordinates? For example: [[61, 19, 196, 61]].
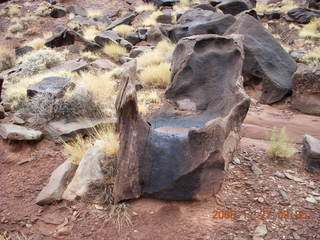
[[309, 0, 320, 9], [224, 13, 297, 104], [286, 8, 320, 24], [303, 135, 320, 174], [292, 64, 320, 116], [113, 35, 250, 202], [217, 0, 255, 15], [167, 9, 236, 42]]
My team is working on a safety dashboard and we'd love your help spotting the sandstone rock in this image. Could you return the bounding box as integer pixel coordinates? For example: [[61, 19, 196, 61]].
[[49, 58, 88, 73], [45, 118, 115, 141], [286, 8, 320, 24], [167, 9, 236, 42], [91, 59, 117, 71], [62, 141, 106, 201], [27, 76, 73, 98], [292, 64, 320, 115], [217, 0, 254, 15], [36, 161, 77, 205], [0, 124, 43, 141], [106, 13, 136, 30], [303, 135, 320, 174], [114, 35, 250, 202], [225, 12, 297, 104]]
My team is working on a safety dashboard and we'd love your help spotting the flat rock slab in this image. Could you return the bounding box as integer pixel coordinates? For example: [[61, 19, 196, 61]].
[[36, 161, 77, 206], [27, 76, 73, 98], [50, 58, 88, 73], [45, 118, 115, 141], [62, 141, 106, 201], [0, 124, 43, 141]]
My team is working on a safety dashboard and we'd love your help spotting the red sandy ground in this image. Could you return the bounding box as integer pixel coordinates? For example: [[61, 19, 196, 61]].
[[0, 0, 320, 239]]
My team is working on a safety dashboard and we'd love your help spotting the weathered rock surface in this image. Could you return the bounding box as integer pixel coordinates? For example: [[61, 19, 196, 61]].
[[224, 12, 297, 104], [114, 35, 250, 202], [36, 161, 77, 205], [106, 13, 136, 30], [0, 124, 43, 141], [144, 0, 178, 7], [27, 76, 73, 98], [167, 9, 236, 42], [292, 64, 320, 115], [91, 59, 117, 71], [50, 6, 67, 18], [45, 118, 115, 141], [0, 105, 5, 119], [15, 46, 33, 58], [303, 135, 320, 174], [62, 141, 106, 201], [94, 30, 121, 46], [309, 0, 320, 9], [217, 0, 255, 15], [286, 7, 320, 24], [45, 28, 76, 48], [50, 58, 88, 73], [66, 5, 87, 17]]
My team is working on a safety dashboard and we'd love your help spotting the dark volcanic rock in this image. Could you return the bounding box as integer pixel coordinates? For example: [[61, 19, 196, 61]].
[[292, 64, 320, 115], [217, 0, 255, 15], [167, 9, 236, 42], [194, 3, 217, 11], [45, 28, 76, 48], [27, 76, 74, 98], [303, 135, 320, 174], [50, 58, 88, 73], [286, 8, 320, 24], [143, 0, 178, 7], [94, 30, 121, 46], [309, 0, 320, 9], [224, 12, 297, 104], [15, 46, 33, 57], [0, 75, 3, 102], [264, 10, 282, 19], [113, 35, 250, 202], [50, 6, 67, 18], [106, 13, 136, 30]]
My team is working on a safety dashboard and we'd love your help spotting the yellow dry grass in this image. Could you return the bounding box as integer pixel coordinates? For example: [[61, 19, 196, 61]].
[[301, 47, 320, 66], [299, 18, 320, 39], [137, 90, 161, 115], [82, 26, 100, 41], [103, 43, 127, 61], [86, 8, 103, 18], [26, 38, 46, 50], [142, 10, 163, 26], [64, 135, 91, 164], [0, 45, 15, 72], [135, 3, 157, 13], [113, 24, 134, 37], [94, 125, 119, 157], [255, 0, 298, 13], [139, 62, 171, 88], [7, 4, 21, 16]]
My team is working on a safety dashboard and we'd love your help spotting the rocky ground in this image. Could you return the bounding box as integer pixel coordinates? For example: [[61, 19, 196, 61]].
[[0, 0, 320, 239]]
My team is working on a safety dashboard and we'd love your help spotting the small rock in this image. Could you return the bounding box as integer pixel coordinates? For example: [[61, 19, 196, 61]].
[[284, 172, 304, 183], [94, 204, 104, 210], [251, 163, 263, 175], [0, 124, 43, 141], [278, 188, 289, 201], [254, 224, 268, 237], [274, 171, 285, 178], [257, 197, 264, 203], [233, 158, 241, 164], [293, 232, 301, 240], [18, 157, 36, 165], [306, 195, 318, 203], [12, 116, 25, 125]]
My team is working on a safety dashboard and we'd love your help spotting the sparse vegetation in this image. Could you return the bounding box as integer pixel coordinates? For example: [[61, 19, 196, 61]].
[[137, 90, 161, 115], [142, 10, 163, 26], [35, 2, 52, 17], [64, 135, 92, 164], [135, 3, 157, 13], [87, 8, 103, 18], [26, 38, 46, 50], [255, 0, 298, 13], [82, 26, 100, 41], [103, 43, 127, 61], [106, 203, 132, 232], [7, 4, 21, 17], [267, 127, 296, 161], [139, 62, 171, 88], [8, 21, 25, 33], [0, 45, 15, 72], [299, 18, 320, 39], [113, 24, 134, 38], [94, 125, 119, 157], [301, 47, 320, 66]]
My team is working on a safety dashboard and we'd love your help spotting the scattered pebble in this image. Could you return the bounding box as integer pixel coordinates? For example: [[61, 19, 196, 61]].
[[251, 163, 263, 175]]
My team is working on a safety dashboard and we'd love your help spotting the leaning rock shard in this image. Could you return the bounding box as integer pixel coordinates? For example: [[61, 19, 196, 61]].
[[113, 34, 250, 202]]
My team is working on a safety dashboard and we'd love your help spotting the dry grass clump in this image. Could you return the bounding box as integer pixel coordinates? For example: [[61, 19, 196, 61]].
[[94, 125, 119, 157], [81, 51, 100, 60], [139, 62, 171, 88], [0, 45, 15, 72], [0, 9, 7, 17], [87, 9, 103, 18], [7, 21, 26, 34], [103, 43, 127, 61], [142, 10, 163, 26], [137, 40, 175, 68], [255, 0, 298, 13], [106, 203, 132, 232], [135, 3, 157, 13], [82, 26, 100, 41], [268, 127, 296, 161], [76, 71, 117, 116], [26, 38, 46, 50], [137, 90, 161, 115], [301, 47, 320, 66], [7, 4, 21, 16], [113, 24, 134, 37], [35, 2, 52, 17], [299, 18, 320, 39], [64, 135, 92, 164]]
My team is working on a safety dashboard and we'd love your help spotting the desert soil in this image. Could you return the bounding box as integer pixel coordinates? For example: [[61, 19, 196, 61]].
[[0, 0, 319, 240]]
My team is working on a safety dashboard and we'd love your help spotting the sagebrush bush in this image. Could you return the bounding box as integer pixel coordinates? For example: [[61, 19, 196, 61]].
[[0, 46, 15, 72], [267, 127, 296, 161]]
